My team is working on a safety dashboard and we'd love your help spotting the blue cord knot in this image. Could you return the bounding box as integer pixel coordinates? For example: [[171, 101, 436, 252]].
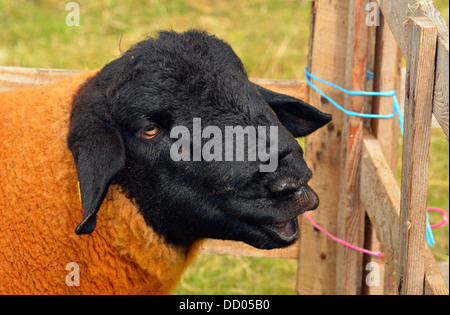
[[304, 67, 404, 135]]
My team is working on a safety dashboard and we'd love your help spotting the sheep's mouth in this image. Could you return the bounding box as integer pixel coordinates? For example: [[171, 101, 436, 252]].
[[224, 183, 319, 249], [253, 185, 319, 247], [261, 218, 299, 244]]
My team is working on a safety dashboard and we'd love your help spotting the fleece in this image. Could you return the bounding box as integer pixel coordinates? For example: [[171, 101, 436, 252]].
[[0, 71, 201, 294]]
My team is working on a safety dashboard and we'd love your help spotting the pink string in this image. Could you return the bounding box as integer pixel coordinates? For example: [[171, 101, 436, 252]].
[[302, 212, 385, 257], [428, 207, 449, 229], [302, 207, 448, 258]]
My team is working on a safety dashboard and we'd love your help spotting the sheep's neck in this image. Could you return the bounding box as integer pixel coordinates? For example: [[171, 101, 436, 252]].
[[94, 185, 202, 294]]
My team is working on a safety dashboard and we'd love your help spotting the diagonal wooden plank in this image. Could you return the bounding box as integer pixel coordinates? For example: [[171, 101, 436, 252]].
[[360, 132, 449, 295]]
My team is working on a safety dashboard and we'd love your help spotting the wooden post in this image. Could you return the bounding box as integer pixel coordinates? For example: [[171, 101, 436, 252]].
[[371, 15, 402, 171], [297, 0, 348, 295], [420, 2, 450, 140], [397, 17, 437, 295], [376, 0, 449, 139], [335, 0, 371, 295], [362, 13, 402, 295]]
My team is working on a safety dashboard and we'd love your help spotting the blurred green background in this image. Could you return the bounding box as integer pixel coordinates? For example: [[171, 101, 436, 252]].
[[0, 0, 448, 294]]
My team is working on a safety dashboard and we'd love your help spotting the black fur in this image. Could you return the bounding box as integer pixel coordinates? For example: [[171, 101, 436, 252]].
[[68, 30, 331, 249]]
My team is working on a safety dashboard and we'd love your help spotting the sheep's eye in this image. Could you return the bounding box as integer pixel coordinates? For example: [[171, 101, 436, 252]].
[[142, 125, 160, 139]]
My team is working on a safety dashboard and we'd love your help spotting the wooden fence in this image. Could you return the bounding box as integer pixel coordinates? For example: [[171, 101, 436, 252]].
[[0, 0, 448, 295]]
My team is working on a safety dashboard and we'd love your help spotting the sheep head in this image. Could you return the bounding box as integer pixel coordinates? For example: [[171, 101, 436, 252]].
[[68, 30, 331, 250]]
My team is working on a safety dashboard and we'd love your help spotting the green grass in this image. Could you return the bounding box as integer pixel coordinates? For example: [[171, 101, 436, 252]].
[[0, 0, 312, 78], [176, 255, 298, 295], [0, 0, 448, 295]]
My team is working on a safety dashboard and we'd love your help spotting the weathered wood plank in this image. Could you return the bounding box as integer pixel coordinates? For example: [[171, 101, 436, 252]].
[[335, 0, 371, 295], [424, 248, 450, 295], [363, 14, 402, 295], [297, 0, 349, 295], [418, 2, 449, 139], [251, 78, 309, 103], [400, 68, 442, 130], [371, 15, 402, 171], [360, 132, 401, 275], [398, 17, 437, 295], [376, 0, 449, 139], [0, 66, 81, 92], [0, 67, 309, 102], [200, 237, 299, 259]]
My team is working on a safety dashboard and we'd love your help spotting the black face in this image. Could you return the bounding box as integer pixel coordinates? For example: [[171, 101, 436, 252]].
[[68, 30, 331, 250]]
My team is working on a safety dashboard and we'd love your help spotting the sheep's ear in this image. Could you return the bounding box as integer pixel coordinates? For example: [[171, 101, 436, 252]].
[[68, 124, 125, 235], [254, 84, 332, 137]]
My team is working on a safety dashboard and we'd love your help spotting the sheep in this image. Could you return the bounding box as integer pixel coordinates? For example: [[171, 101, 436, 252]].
[[0, 30, 331, 294]]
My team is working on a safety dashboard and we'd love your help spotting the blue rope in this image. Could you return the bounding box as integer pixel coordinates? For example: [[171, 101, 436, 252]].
[[366, 70, 374, 80], [426, 211, 436, 247], [304, 67, 404, 135], [304, 67, 440, 246]]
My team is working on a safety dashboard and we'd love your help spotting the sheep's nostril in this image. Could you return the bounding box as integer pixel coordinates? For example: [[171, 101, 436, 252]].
[[268, 180, 300, 193]]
